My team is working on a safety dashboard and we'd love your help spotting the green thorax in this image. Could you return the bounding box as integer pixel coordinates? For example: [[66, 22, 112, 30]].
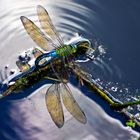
[[56, 45, 77, 57]]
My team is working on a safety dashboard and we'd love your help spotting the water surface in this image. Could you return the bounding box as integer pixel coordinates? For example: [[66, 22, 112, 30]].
[[0, 0, 139, 139]]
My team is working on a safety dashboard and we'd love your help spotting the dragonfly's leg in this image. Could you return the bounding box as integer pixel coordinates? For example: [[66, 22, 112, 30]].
[[79, 77, 84, 86], [76, 76, 84, 89], [45, 76, 61, 82]]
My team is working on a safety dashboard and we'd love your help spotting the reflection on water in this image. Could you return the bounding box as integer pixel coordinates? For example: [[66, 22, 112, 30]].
[[1, 0, 139, 88], [0, 0, 140, 139]]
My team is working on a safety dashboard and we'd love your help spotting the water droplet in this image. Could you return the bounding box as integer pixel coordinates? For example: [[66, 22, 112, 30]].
[[111, 86, 118, 92]]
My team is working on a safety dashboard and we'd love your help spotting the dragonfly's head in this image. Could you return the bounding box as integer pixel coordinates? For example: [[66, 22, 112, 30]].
[[75, 40, 91, 55]]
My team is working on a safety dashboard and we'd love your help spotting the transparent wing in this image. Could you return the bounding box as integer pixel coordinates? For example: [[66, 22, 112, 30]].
[[49, 59, 69, 84], [45, 84, 64, 128], [21, 16, 56, 51], [37, 5, 64, 47], [61, 83, 87, 124]]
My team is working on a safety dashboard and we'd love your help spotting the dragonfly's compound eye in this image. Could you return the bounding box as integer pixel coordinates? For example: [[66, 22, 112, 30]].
[[76, 41, 90, 55]]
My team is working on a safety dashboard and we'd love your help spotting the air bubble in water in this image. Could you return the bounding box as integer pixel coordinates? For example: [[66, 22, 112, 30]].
[[111, 86, 118, 92], [98, 45, 106, 55]]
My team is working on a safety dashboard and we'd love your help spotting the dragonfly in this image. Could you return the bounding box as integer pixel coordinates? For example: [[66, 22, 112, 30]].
[[20, 5, 90, 128]]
